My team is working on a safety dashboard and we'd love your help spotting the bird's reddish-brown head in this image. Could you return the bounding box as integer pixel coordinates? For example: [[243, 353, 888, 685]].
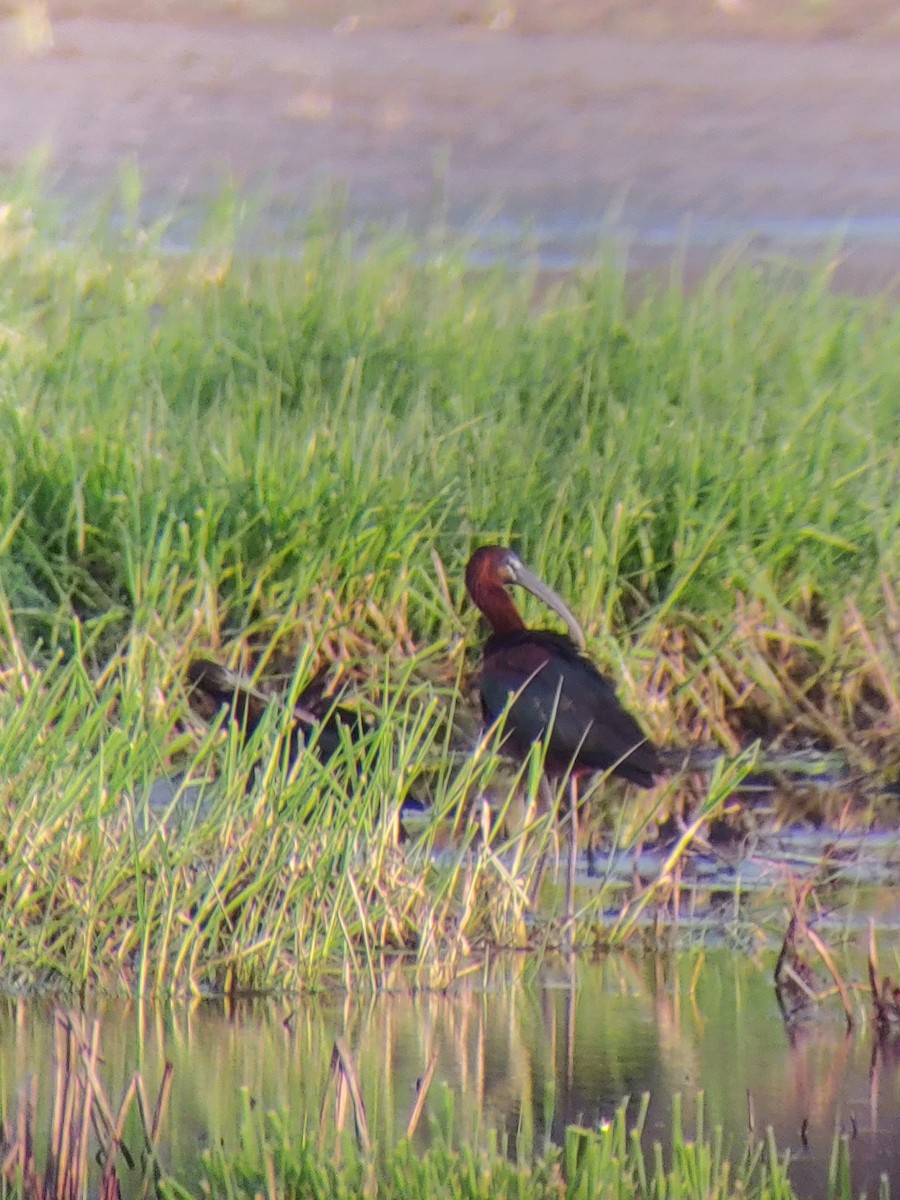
[[464, 545, 518, 599], [464, 545, 585, 648]]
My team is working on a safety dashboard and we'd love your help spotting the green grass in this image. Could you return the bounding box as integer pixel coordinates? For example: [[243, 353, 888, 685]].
[[0, 173, 897, 994], [1, 180, 896, 645], [163, 1093, 878, 1200], [1, 177, 897, 651]]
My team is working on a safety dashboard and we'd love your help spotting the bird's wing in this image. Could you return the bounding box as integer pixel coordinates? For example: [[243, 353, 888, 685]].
[[480, 643, 658, 782]]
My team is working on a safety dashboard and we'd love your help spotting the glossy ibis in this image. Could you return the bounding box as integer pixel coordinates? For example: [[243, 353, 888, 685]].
[[186, 657, 361, 767], [465, 545, 661, 926], [185, 658, 427, 823]]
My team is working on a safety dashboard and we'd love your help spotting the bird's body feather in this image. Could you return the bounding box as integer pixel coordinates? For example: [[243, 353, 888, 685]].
[[478, 629, 660, 788], [185, 657, 427, 818], [185, 658, 363, 765]]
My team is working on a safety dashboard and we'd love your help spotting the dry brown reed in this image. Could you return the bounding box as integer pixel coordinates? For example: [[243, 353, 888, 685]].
[[774, 881, 854, 1029], [0, 1012, 172, 1200], [318, 1036, 440, 1154], [644, 590, 900, 766], [868, 922, 900, 1039]]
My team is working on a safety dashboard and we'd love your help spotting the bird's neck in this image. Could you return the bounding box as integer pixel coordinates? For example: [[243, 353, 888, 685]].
[[474, 582, 525, 636]]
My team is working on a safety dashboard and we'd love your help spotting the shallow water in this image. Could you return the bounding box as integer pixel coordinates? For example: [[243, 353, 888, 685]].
[[2, 950, 899, 1198]]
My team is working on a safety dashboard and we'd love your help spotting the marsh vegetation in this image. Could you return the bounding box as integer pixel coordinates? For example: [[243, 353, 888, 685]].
[[0, 177, 897, 995], [0, 173, 898, 1198]]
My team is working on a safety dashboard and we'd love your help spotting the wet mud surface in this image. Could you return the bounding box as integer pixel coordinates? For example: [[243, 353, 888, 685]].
[[4, 6, 900, 279]]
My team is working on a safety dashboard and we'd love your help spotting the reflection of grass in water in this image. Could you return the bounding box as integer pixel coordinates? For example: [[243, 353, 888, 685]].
[[0, 172, 897, 993], [1, 953, 889, 1172], [3, 1018, 868, 1199]]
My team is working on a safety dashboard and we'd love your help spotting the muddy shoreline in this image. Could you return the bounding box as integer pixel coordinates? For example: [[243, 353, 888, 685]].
[[4, 10, 900, 283]]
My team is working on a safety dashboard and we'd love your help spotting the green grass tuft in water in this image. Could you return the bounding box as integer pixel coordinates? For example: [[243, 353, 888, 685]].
[[180, 1092, 883, 1200]]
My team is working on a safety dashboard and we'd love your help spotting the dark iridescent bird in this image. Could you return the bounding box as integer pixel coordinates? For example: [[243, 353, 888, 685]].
[[465, 546, 660, 786], [465, 545, 661, 923], [185, 658, 428, 822], [186, 658, 364, 768]]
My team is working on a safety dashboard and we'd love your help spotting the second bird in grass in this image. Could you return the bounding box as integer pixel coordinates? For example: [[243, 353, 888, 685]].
[[185, 658, 429, 820], [464, 545, 661, 787], [185, 658, 364, 767]]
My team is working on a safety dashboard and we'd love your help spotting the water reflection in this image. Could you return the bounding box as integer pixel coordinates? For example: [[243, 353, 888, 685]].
[[1, 952, 898, 1198]]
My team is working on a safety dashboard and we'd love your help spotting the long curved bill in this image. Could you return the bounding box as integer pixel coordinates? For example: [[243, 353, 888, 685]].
[[511, 564, 586, 651]]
